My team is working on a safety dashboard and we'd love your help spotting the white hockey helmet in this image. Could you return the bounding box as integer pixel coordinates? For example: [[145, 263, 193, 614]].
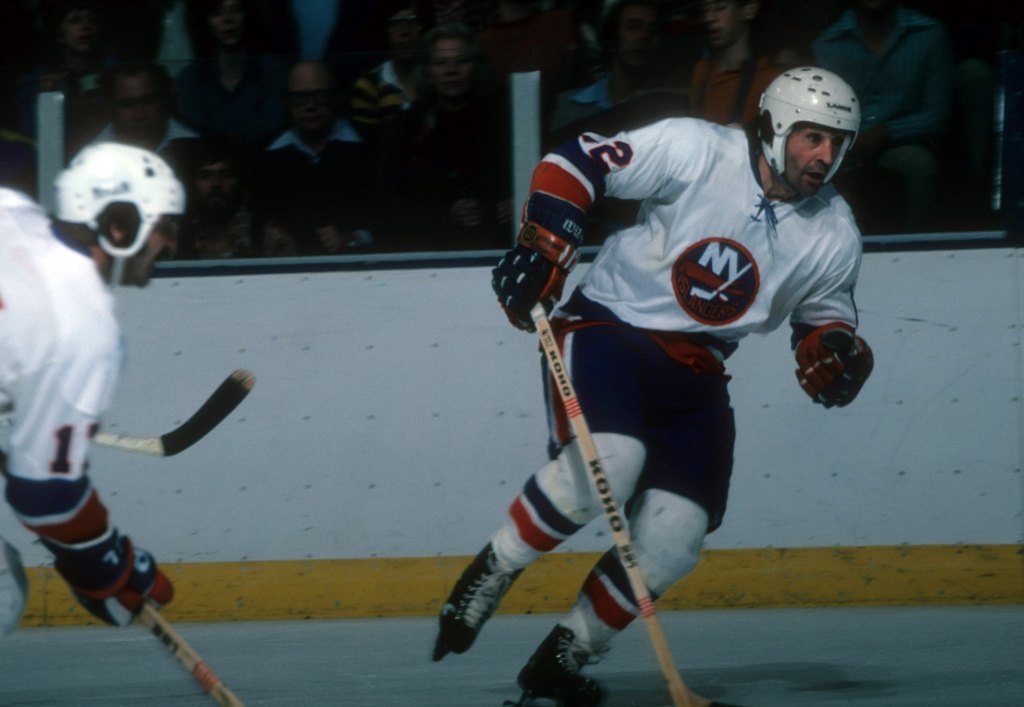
[[758, 67, 861, 183], [54, 142, 186, 258]]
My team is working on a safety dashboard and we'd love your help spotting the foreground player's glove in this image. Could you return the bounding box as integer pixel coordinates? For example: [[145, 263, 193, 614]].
[[795, 324, 873, 408], [492, 221, 579, 331], [42, 527, 173, 626]]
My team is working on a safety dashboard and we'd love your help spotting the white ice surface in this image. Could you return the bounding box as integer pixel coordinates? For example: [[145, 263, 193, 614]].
[[1, 606, 1022, 706]]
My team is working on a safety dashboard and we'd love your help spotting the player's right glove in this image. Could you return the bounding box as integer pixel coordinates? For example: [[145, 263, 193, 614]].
[[492, 221, 580, 331], [41, 527, 173, 626], [795, 324, 873, 408]]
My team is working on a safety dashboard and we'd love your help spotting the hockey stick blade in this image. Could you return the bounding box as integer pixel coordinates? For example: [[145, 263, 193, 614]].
[[93, 369, 255, 456], [137, 602, 246, 706]]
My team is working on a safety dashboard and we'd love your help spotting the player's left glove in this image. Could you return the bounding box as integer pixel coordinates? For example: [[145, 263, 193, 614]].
[[795, 324, 873, 408], [42, 527, 174, 626]]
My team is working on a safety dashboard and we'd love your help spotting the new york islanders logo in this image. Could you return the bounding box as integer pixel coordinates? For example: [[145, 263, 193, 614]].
[[672, 238, 759, 325]]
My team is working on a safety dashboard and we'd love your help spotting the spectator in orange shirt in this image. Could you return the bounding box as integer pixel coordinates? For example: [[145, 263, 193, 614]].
[[689, 0, 779, 126]]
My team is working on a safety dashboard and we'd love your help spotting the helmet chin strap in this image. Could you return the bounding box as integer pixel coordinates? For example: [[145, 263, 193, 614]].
[[762, 135, 800, 198], [108, 256, 127, 287], [97, 214, 156, 286]]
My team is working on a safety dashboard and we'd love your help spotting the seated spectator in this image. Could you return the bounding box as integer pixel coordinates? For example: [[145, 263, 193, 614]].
[[813, 0, 953, 234], [348, 0, 429, 143], [378, 23, 512, 251], [256, 60, 374, 255], [479, 0, 584, 124], [17, 0, 114, 159], [177, 137, 293, 258], [90, 61, 201, 180], [689, 0, 779, 127], [548, 0, 668, 138], [176, 0, 288, 153]]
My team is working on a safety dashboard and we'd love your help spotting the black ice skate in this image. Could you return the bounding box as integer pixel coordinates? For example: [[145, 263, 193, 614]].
[[432, 543, 523, 661], [507, 625, 603, 707]]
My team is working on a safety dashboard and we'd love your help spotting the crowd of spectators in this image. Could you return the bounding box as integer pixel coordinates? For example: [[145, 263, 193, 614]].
[[0, 0, 1020, 258]]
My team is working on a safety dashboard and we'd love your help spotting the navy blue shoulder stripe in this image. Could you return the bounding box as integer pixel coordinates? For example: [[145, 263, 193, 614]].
[[550, 139, 607, 201]]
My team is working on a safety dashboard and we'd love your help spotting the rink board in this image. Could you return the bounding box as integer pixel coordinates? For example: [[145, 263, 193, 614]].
[[19, 543, 1023, 626], [2, 247, 1023, 625]]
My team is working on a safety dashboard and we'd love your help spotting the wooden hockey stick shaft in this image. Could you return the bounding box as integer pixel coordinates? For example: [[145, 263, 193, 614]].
[[137, 602, 246, 706], [93, 369, 255, 456], [531, 304, 710, 707]]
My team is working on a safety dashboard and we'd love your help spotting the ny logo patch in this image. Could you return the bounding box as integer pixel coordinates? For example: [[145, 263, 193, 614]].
[[672, 238, 759, 325]]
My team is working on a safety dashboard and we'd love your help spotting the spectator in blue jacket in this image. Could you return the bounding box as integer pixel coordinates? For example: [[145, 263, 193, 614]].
[[813, 0, 952, 233]]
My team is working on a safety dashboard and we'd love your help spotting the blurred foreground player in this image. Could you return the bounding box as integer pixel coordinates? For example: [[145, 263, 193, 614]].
[[0, 143, 184, 634], [433, 68, 875, 705]]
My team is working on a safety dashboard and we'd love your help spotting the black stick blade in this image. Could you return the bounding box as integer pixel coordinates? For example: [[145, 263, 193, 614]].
[[159, 369, 255, 456]]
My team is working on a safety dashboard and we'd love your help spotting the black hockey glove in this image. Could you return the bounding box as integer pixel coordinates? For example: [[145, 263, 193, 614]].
[[795, 325, 873, 408], [492, 222, 578, 331]]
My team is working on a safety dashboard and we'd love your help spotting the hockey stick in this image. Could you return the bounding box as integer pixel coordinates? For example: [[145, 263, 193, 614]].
[[531, 304, 717, 707], [93, 369, 255, 456], [137, 602, 245, 706]]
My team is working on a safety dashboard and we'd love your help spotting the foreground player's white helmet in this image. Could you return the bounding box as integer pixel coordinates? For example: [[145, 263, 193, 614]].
[[759, 67, 860, 184], [54, 142, 185, 258]]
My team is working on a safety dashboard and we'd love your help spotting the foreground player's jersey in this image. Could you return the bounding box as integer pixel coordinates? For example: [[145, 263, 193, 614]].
[[0, 188, 120, 489], [542, 118, 862, 354]]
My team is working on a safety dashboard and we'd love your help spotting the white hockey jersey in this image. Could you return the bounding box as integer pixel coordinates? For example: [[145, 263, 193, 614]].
[[537, 118, 862, 357], [0, 188, 120, 495]]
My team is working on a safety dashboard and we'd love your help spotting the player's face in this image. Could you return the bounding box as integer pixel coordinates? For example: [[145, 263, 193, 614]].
[[428, 38, 474, 101], [119, 216, 180, 286], [783, 125, 848, 197]]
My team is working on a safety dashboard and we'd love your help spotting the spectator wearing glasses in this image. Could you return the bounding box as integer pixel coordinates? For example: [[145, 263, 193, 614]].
[[255, 60, 373, 255], [89, 61, 201, 183], [348, 1, 430, 144]]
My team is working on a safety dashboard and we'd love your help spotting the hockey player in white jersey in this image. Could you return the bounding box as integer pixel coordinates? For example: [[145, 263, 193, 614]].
[[0, 143, 184, 634], [433, 68, 875, 705]]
